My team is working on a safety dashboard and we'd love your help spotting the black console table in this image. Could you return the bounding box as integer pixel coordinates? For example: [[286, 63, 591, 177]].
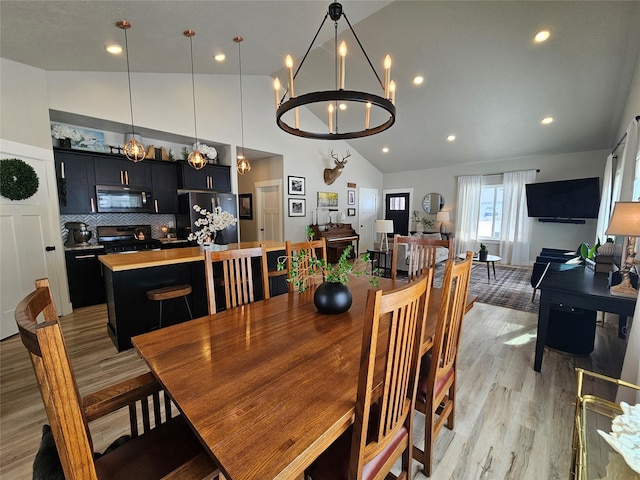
[[534, 263, 636, 372]]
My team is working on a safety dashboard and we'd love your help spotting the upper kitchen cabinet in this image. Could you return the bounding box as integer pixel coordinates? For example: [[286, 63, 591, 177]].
[[54, 149, 96, 214], [177, 163, 231, 192], [94, 155, 151, 188], [151, 161, 179, 214]]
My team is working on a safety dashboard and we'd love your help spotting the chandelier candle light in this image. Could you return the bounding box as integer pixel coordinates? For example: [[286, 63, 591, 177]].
[[274, 2, 396, 140], [235, 36, 251, 175], [605, 201, 640, 297], [116, 21, 146, 163]]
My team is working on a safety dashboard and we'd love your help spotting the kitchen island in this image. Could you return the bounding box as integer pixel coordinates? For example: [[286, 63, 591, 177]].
[[100, 241, 286, 351]]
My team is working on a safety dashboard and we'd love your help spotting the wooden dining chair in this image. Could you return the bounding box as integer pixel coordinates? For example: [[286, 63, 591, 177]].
[[15, 278, 218, 480], [391, 235, 454, 282], [285, 237, 328, 292], [306, 270, 433, 480], [413, 251, 474, 476], [204, 245, 270, 314]]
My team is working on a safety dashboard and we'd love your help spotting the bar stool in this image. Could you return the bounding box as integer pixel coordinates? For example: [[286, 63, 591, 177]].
[[146, 284, 193, 329]]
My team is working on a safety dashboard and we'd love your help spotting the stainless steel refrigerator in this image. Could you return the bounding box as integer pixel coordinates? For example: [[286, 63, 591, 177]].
[[177, 192, 238, 244]]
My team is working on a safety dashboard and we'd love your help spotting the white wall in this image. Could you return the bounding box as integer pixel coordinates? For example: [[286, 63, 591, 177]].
[[615, 51, 640, 138], [384, 149, 609, 261], [45, 70, 384, 242]]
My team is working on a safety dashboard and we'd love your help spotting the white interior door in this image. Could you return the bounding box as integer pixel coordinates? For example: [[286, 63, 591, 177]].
[[255, 180, 283, 242], [358, 187, 379, 252], [0, 140, 70, 339]]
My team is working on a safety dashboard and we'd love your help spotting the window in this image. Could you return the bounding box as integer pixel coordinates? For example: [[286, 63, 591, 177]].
[[388, 196, 406, 211], [478, 185, 503, 239]]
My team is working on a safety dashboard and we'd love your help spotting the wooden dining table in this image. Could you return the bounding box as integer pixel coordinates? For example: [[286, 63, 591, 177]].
[[132, 276, 477, 480]]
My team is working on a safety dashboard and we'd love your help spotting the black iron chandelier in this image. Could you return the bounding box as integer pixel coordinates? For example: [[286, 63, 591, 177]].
[[274, 2, 396, 140]]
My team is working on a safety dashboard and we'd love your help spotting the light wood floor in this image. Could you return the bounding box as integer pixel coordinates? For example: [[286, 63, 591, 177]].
[[0, 301, 627, 479]]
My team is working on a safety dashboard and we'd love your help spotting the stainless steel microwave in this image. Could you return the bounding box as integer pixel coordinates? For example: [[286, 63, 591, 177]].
[[95, 185, 153, 213]]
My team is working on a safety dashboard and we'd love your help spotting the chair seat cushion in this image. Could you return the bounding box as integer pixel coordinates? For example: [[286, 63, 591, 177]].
[[94, 415, 206, 480], [416, 353, 454, 404], [308, 405, 408, 480]]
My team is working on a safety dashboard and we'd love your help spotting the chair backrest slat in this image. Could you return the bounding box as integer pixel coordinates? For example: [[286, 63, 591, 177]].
[[349, 270, 432, 474], [431, 252, 473, 384], [285, 238, 328, 292], [205, 245, 270, 314], [391, 235, 454, 282], [15, 278, 98, 480]]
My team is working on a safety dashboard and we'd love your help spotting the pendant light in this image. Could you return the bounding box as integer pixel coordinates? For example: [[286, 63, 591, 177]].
[[235, 36, 251, 175], [116, 21, 146, 162], [185, 29, 206, 170]]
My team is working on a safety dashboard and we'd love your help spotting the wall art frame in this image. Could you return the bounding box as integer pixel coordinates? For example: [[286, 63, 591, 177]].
[[288, 198, 306, 217], [288, 176, 306, 195], [239, 193, 253, 220]]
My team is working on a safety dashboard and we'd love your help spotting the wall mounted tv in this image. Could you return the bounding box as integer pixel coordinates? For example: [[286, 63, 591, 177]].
[[525, 177, 600, 224]]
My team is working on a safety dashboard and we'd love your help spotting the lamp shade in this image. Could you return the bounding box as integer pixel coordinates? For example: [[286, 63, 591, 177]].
[[436, 211, 450, 222], [605, 202, 640, 236], [375, 220, 394, 234]]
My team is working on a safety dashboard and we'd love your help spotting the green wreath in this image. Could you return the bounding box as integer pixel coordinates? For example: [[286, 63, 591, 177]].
[[0, 158, 39, 201]]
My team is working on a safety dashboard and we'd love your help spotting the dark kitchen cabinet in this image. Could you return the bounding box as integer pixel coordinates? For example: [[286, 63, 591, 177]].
[[54, 149, 96, 214], [177, 163, 231, 192], [65, 248, 106, 308], [94, 156, 151, 187], [151, 161, 179, 214]]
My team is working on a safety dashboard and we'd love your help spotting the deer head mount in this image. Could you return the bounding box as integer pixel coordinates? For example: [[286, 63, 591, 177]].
[[323, 150, 351, 185]]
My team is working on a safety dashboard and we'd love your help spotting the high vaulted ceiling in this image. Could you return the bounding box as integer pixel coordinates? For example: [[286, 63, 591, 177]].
[[2, 1, 639, 173]]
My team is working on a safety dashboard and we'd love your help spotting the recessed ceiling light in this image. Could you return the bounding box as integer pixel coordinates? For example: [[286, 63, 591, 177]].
[[447, 134, 456, 142], [105, 44, 123, 54], [541, 116, 554, 125], [382, 147, 389, 153], [534, 30, 550, 43], [339, 103, 347, 111], [413, 75, 424, 85], [213, 53, 226, 62]]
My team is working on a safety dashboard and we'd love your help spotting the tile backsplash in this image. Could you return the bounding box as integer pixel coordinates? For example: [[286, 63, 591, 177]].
[[60, 213, 175, 243]]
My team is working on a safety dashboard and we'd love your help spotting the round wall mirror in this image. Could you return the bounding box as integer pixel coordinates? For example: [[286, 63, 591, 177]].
[[422, 193, 444, 214]]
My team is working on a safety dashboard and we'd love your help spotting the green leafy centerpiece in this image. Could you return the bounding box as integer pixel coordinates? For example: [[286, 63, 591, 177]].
[[277, 229, 378, 314]]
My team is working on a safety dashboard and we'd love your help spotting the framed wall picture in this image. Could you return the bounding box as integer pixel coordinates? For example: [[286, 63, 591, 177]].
[[239, 193, 253, 220], [317, 191, 338, 207], [288, 176, 305, 195], [288, 198, 306, 217], [347, 208, 356, 216], [347, 190, 355, 205]]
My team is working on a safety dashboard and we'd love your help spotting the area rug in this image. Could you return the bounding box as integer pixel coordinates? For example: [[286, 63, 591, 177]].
[[434, 263, 539, 314]]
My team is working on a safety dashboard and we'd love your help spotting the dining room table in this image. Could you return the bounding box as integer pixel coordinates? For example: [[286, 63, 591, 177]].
[[132, 275, 477, 480]]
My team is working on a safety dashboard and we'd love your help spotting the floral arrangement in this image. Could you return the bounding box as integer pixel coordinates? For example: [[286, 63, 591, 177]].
[[193, 142, 218, 161], [420, 217, 434, 229], [187, 204, 237, 245], [51, 124, 81, 142]]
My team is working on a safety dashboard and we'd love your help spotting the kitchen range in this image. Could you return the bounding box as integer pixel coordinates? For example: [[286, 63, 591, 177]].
[[64, 224, 183, 308]]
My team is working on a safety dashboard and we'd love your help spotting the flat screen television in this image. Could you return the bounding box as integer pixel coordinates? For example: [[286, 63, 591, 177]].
[[525, 177, 600, 221]]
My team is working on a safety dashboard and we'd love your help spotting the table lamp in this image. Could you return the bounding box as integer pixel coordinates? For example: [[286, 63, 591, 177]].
[[375, 220, 394, 251], [436, 211, 452, 236], [605, 201, 640, 297]]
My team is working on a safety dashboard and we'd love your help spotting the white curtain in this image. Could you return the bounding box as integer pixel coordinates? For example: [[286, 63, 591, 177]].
[[499, 170, 537, 265], [455, 175, 482, 256], [617, 118, 639, 202], [595, 154, 614, 245]]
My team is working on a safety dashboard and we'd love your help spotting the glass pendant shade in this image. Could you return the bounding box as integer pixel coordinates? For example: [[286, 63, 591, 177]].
[[188, 149, 206, 170], [237, 156, 251, 175], [124, 137, 146, 162]]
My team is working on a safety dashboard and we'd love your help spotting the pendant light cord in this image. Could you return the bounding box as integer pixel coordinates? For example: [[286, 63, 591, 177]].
[[189, 35, 199, 145], [123, 28, 137, 135], [237, 38, 244, 157]]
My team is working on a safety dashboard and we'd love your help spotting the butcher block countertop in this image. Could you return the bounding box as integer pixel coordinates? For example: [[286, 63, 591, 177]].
[[99, 241, 286, 272]]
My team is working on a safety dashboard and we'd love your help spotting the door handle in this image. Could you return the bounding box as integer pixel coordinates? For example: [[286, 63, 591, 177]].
[[120, 170, 124, 184], [45, 246, 56, 251], [154, 199, 159, 213], [90, 197, 96, 213], [124, 171, 129, 185]]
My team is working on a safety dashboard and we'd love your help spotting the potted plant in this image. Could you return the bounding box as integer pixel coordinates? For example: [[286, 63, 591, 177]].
[[51, 124, 81, 149], [412, 210, 423, 232], [277, 232, 378, 314], [478, 243, 488, 261], [420, 217, 435, 232]]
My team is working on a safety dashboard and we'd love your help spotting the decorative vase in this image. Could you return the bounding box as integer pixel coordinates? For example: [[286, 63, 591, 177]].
[[479, 250, 488, 261], [313, 282, 352, 315], [214, 230, 227, 245]]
